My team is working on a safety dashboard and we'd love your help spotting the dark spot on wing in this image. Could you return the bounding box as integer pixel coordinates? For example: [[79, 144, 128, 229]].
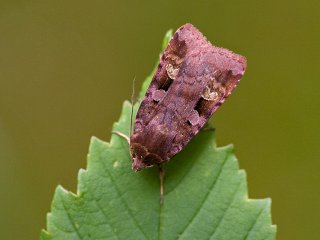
[[194, 97, 206, 116], [159, 77, 173, 91]]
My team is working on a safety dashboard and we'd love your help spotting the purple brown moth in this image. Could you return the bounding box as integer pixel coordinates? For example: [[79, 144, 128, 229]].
[[113, 23, 246, 202]]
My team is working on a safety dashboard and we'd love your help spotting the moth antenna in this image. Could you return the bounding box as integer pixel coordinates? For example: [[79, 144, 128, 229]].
[[110, 77, 136, 146], [129, 76, 136, 138]]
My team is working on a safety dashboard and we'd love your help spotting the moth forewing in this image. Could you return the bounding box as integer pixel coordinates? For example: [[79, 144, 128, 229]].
[[130, 23, 246, 171]]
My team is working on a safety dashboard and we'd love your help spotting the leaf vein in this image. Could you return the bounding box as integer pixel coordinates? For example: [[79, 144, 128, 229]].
[[243, 204, 268, 240], [165, 154, 199, 196], [103, 158, 149, 240], [178, 152, 230, 239], [61, 197, 83, 240], [158, 204, 163, 240], [94, 199, 121, 240], [209, 180, 242, 239]]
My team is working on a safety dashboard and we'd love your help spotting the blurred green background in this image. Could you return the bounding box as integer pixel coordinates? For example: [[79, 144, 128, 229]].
[[0, 0, 319, 239]]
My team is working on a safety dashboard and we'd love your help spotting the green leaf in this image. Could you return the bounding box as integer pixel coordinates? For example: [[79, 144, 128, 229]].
[[41, 31, 276, 240], [138, 29, 172, 99]]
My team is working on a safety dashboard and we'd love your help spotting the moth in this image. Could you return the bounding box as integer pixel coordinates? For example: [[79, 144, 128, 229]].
[[114, 23, 246, 197]]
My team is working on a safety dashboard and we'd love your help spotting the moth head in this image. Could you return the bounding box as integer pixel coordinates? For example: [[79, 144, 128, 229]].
[[130, 143, 163, 171]]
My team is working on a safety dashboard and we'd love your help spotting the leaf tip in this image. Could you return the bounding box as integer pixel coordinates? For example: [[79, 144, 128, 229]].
[[89, 136, 100, 145], [216, 143, 235, 154], [55, 184, 67, 195], [162, 29, 173, 50], [40, 229, 52, 240], [55, 184, 79, 199], [77, 168, 88, 194]]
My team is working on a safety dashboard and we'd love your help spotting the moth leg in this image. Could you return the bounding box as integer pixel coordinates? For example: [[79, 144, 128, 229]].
[[202, 126, 215, 131], [111, 131, 130, 145], [158, 164, 165, 205], [201, 122, 215, 132]]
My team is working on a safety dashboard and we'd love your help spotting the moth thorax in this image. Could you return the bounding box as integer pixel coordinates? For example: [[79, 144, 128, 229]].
[[131, 143, 163, 171]]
